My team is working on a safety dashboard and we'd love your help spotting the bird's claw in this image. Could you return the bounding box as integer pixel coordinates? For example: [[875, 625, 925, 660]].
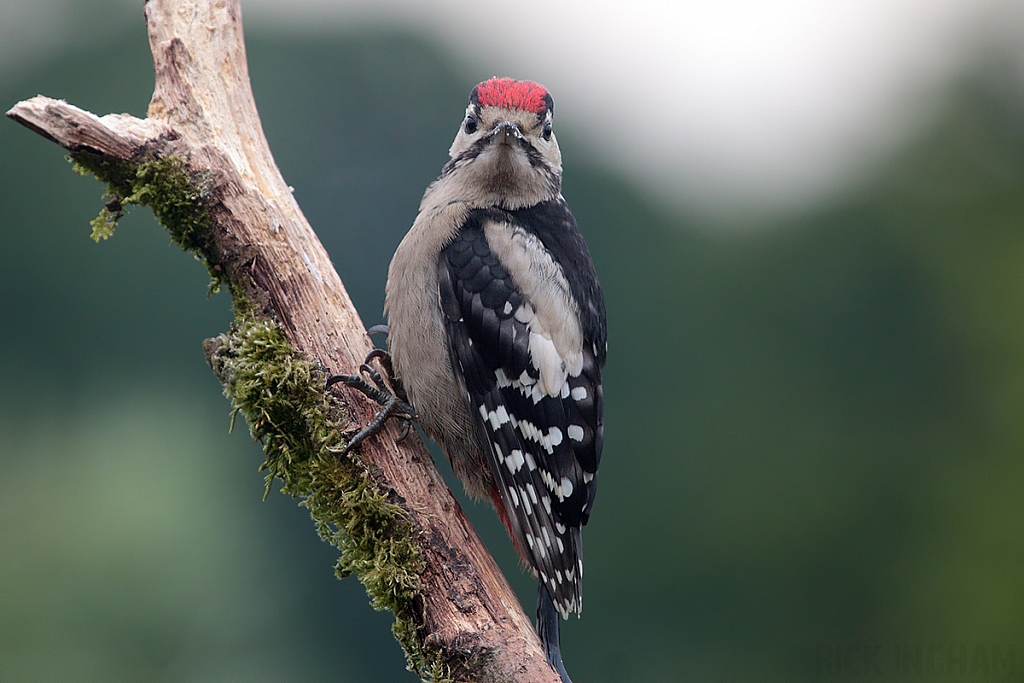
[[397, 418, 413, 442], [325, 346, 416, 456]]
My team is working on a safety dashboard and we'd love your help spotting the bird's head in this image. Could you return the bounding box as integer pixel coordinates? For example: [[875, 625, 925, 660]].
[[443, 77, 562, 208]]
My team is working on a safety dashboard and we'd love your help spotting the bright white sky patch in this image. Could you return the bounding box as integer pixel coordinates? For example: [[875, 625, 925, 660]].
[[239, 0, 1022, 219], [4, 0, 1021, 222]]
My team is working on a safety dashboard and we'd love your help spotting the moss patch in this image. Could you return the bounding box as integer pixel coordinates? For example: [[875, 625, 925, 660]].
[[205, 306, 452, 681], [71, 151, 455, 681], [70, 154, 222, 288]]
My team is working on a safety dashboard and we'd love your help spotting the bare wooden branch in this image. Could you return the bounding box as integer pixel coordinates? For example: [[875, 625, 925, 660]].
[[7, 1, 558, 680]]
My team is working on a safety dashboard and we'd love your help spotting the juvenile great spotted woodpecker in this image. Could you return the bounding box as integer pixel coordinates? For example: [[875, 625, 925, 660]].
[[329, 77, 606, 682]]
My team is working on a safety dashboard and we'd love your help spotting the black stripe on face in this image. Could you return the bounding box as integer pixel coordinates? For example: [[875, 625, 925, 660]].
[[441, 136, 488, 176], [441, 125, 561, 195]]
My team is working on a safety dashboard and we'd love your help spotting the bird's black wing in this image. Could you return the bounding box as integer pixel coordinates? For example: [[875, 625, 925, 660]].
[[438, 207, 603, 617]]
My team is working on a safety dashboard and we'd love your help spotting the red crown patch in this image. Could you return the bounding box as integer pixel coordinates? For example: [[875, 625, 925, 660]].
[[471, 77, 552, 114]]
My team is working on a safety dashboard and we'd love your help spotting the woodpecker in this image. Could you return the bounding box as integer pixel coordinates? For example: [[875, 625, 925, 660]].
[[331, 77, 605, 682]]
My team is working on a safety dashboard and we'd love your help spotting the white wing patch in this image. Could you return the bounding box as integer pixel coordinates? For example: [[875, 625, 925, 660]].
[[528, 330, 567, 397], [484, 220, 584, 382]]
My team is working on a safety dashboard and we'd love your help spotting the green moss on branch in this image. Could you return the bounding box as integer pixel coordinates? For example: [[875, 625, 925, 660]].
[[70, 150, 454, 681], [204, 306, 451, 681], [70, 154, 222, 286]]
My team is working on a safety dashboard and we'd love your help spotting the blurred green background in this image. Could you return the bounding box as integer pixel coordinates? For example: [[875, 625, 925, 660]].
[[2, 7, 1024, 683]]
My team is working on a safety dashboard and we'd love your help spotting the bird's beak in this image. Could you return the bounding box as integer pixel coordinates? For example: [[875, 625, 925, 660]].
[[493, 120, 524, 146]]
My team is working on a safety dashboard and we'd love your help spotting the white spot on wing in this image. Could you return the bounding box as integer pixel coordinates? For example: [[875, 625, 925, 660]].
[[511, 418, 564, 454], [568, 425, 585, 442], [571, 386, 587, 400], [520, 487, 533, 514], [527, 483, 539, 504], [482, 404, 512, 430], [524, 451, 537, 471], [514, 302, 535, 323], [507, 449, 525, 472]]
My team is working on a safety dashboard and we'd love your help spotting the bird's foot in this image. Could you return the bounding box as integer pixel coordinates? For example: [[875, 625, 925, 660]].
[[325, 339, 416, 456]]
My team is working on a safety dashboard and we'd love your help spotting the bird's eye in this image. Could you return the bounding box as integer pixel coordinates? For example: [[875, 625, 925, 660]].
[[542, 121, 552, 140], [464, 115, 478, 134]]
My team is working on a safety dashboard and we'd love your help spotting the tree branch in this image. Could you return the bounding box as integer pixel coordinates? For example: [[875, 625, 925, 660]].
[[6, 1, 557, 681]]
